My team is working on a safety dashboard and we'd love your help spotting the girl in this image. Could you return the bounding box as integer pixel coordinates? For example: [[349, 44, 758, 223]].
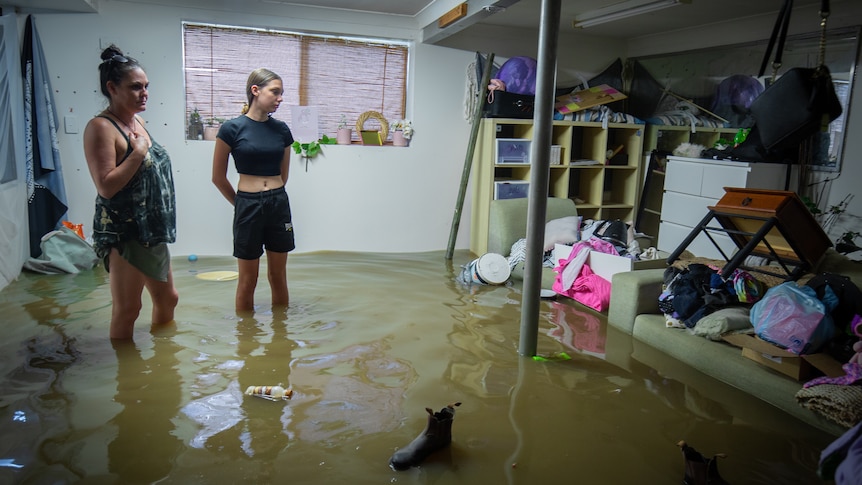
[[212, 68, 295, 313]]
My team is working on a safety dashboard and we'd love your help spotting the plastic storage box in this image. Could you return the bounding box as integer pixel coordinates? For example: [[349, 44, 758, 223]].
[[494, 180, 530, 200], [496, 138, 531, 164]]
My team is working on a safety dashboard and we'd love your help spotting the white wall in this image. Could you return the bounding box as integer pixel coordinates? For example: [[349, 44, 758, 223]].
[[26, 1, 477, 257]]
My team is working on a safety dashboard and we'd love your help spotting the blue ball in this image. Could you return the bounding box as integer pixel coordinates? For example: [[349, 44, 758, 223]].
[[188, 254, 198, 262]]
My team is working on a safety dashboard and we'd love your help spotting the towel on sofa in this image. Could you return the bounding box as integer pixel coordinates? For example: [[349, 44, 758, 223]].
[[690, 306, 754, 341], [795, 383, 862, 429]]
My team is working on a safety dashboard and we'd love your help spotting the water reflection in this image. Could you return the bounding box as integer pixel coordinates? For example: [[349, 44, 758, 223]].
[[0, 251, 839, 483], [0, 272, 102, 483], [182, 310, 295, 464], [110, 337, 183, 483], [544, 300, 605, 358]]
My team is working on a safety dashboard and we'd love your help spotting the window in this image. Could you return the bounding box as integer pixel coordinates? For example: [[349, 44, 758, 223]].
[[182, 22, 409, 142]]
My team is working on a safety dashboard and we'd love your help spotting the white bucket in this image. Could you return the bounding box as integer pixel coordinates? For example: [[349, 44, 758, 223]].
[[463, 253, 511, 285]]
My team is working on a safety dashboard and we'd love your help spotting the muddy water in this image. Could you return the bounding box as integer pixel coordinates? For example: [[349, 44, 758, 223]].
[[0, 250, 835, 484]]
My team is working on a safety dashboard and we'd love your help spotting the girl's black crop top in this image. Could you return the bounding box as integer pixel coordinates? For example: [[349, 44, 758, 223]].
[[217, 115, 294, 176]]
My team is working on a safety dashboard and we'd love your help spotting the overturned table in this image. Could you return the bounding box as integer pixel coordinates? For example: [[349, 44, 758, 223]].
[[666, 187, 832, 281]]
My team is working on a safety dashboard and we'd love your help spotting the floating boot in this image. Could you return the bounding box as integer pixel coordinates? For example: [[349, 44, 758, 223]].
[[389, 402, 461, 471], [678, 440, 729, 485]]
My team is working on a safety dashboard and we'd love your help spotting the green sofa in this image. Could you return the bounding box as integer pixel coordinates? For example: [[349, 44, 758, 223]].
[[607, 249, 862, 436], [487, 197, 579, 289]]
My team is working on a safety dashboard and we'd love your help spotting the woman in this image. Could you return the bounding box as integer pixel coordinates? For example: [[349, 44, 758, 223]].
[[83, 45, 178, 339], [212, 68, 295, 313]]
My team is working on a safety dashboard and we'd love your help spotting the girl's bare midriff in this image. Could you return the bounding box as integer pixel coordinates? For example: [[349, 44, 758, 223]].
[[237, 174, 284, 193]]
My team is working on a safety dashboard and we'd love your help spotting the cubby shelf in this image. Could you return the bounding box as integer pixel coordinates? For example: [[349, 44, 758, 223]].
[[469, 117, 646, 256]]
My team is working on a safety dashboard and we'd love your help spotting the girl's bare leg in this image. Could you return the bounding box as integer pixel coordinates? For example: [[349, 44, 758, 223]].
[[266, 250, 289, 307], [236, 258, 260, 313]]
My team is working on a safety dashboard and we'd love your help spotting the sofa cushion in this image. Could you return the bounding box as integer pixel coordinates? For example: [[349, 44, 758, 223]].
[[544, 216, 581, 251], [488, 197, 578, 256]]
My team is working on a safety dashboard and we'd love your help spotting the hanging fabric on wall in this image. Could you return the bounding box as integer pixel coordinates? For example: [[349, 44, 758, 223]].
[[23, 14, 68, 258]]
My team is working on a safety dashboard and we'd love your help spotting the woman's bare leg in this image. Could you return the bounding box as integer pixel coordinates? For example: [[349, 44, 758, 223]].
[[266, 250, 289, 307], [144, 263, 179, 333], [236, 258, 260, 313], [107, 249, 146, 340]]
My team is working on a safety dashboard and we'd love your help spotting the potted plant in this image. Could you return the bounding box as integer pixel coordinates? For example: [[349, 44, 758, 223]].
[[203, 117, 224, 141], [292, 135, 337, 165], [336, 114, 352, 145], [188, 108, 204, 140], [389, 119, 413, 146]]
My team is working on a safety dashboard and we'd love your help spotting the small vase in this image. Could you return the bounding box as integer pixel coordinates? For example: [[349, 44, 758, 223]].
[[336, 128, 352, 145], [392, 130, 409, 147], [203, 125, 219, 141]]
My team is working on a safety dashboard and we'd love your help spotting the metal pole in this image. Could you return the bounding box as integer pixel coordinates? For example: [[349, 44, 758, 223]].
[[446, 53, 495, 260], [519, 0, 560, 357]]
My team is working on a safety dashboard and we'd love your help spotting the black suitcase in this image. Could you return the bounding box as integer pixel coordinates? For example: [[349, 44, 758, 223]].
[[482, 90, 534, 119]]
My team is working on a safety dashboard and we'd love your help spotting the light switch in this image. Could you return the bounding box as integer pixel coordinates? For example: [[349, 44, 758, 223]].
[[64, 115, 78, 134]]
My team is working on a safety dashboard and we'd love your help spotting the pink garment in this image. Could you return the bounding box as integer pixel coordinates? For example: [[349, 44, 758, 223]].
[[547, 302, 606, 354], [552, 239, 614, 312], [584, 236, 619, 256], [803, 362, 862, 389]]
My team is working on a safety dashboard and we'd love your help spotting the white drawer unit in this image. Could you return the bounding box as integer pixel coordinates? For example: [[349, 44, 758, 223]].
[[659, 220, 737, 260], [658, 156, 787, 259]]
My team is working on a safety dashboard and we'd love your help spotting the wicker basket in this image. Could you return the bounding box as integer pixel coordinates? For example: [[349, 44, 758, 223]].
[[356, 111, 389, 144]]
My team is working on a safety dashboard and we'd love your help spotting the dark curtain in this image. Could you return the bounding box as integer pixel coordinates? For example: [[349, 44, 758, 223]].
[[23, 15, 68, 258]]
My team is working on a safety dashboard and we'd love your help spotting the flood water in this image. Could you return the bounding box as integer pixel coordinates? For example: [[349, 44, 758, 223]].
[[0, 250, 837, 484]]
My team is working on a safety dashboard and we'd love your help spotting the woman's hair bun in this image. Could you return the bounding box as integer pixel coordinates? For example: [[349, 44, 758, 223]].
[[100, 44, 123, 62]]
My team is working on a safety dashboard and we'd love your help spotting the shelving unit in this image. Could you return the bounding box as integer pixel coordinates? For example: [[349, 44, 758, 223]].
[[469, 118, 645, 255], [637, 125, 742, 240], [644, 124, 741, 154]]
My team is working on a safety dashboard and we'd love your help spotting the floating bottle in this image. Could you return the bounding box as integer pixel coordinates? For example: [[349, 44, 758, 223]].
[[244, 384, 293, 401]]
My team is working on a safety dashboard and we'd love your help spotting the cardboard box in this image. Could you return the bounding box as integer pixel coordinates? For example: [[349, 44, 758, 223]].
[[553, 244, 666, 283], [554, 84, 627, 115], [721, 333, 845, 381]]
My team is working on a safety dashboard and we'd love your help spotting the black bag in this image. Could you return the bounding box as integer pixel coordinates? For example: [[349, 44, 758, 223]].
[[742, 0, 841, 157], [594, 219, 629, 248], [750, 66, 842, 152], [483, 90, 535, 119], [724, 125, 799, 163]]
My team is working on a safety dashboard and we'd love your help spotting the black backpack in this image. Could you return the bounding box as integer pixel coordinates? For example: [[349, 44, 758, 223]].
[[806, 273, 862, 331], [806, 272, 862, 362]]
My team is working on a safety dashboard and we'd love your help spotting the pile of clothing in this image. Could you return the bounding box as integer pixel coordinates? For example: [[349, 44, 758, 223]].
[[658, 263, 762, 329]]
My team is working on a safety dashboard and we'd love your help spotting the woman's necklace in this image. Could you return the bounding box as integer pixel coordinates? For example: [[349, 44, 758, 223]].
[[107, 108, 138, 135]]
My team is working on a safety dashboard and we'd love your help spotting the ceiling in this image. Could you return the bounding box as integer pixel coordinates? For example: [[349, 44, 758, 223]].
[[464, 0, 822, 38], [4, 0, 827, 40]]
